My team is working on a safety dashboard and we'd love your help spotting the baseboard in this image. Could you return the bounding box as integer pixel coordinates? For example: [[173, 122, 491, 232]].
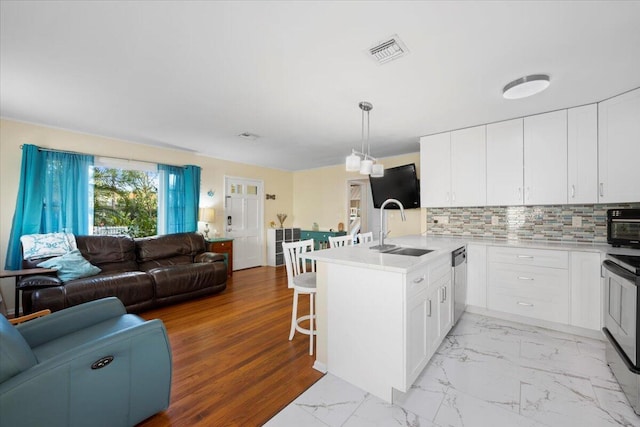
[[465, 305, 605, 341], [312, 360, 327, 373]]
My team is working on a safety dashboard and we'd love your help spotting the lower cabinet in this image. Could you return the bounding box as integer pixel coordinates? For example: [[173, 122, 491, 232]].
[[487, 246, 569, 324], [467, 243, 487, 308], [405, 255, 453, 388], [570, 251, 602, 330]]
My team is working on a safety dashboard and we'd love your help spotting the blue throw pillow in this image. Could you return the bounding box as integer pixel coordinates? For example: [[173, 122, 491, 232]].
[[37, 249, 101, 282]]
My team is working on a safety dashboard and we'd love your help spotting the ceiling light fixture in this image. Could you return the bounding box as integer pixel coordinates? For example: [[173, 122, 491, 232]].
[[346, 101, 384, 177], [502, 74, 550, 99]]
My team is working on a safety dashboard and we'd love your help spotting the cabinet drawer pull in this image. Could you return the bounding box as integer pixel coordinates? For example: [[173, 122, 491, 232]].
[[600, 183, 604, 197], [517, 301, 534, 307], [413, 277, 425, 283], [571, 185, 575, 198], [517, 276, 534, 281], [427, 299, 432, 317], [517, 255, 534, 259]]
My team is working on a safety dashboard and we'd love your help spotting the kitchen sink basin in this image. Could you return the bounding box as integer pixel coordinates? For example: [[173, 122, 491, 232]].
[[382, 247, 433, 257]]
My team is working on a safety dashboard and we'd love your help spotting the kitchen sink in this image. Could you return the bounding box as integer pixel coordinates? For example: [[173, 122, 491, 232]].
[[382, 247, 433, 257]]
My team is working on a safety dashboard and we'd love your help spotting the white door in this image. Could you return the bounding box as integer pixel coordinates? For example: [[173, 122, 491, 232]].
[[598, 88, 640, 203], [451, 125, 486, 207], [524, 110, 568, 205], [420, 132, 451, 207], [224, 176, 264, 270], [486, 118, 524, 206]]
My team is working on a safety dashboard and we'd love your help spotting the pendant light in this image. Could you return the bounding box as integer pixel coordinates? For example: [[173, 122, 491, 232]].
[[345, 101, 384, 177]]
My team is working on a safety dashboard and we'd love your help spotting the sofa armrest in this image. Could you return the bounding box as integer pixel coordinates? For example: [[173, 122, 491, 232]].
[[17, 275, 61, 289], [195, 252, 225, 263], [17, 297, 127, 348]]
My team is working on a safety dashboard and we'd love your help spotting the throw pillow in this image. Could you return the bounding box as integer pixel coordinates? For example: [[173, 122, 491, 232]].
[[37, 249, 101, 282], [20, 233, 77, 260]]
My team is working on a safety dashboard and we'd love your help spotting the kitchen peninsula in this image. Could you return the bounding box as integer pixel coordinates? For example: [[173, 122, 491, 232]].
[[306, 235, 465, 403]]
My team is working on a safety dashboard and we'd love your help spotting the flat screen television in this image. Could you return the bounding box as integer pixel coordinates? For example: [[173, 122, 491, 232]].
[[369, 163, 420, 209]]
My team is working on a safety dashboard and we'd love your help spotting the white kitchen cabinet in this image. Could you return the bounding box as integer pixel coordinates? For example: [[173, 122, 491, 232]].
[[466, 243, 487, 308], [406, 267, 429, 384], [420, 126, 486, 208], [420, 132, 451, 207], [570, 251, 602, 331], [524, 110, 568, 205], [487, 247, 569, 324], [451, 126, 486, 207], [598, 88, 640, 203], [486, 118, 524, 206], [567, 104, 598, 204]]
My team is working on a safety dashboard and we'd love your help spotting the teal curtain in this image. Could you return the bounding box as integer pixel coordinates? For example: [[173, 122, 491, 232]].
[[159, 164, 200, 234], [4, 145, 94, 270]]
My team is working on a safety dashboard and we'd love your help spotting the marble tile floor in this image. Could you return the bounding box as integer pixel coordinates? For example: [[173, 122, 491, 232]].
[[265, 312, 640, 427]]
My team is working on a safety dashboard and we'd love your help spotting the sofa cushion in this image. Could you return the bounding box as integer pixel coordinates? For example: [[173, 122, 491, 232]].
[[149, 262, 225, 298], [63, 271, 154, 308], [37, 249, 101, 282], [0, 316, 37, 382], [136, 232, 205, 263], [75, 235, 138, 273]]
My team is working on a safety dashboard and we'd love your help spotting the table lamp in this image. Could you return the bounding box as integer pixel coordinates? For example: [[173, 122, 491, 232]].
[[199, 208, 215, 239]]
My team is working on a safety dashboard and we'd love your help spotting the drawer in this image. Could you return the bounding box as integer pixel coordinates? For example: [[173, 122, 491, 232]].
[[406, 268, 427, 299], [488, 292, 569, 324], [489, 263, 568, 296], [488, 246, 568, 269]]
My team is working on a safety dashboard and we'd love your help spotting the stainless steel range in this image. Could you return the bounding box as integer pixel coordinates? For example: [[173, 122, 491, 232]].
[[603, 253, 640, 414]]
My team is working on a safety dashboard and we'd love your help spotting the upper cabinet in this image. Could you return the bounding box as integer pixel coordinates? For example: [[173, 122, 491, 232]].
[[524, 110, 568, 205], [420, 126, 486, 208], [451, 126, 487, 207], [486, 118, 523, 206], [420, 132, 451, 207], [598, 88, 640, 203], [567, 104, 598, 204]]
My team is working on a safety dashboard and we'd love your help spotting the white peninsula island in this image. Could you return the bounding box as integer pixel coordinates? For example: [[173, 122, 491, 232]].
[[305, 235, 466, 403]]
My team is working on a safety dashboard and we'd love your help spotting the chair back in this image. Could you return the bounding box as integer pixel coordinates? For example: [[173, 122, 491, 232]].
[[282, 239, 315, 289], [357, 232, 374, 245], [328, 235, 354, 248], [0, 315, 37, 383]]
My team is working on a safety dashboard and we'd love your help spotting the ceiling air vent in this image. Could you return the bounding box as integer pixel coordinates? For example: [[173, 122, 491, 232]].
[[368, 34, 409, 64], [238, 132, 259, 141]]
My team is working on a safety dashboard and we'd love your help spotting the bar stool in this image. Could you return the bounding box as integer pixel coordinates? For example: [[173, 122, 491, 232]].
[[328, 235, 354, 248], [282, 239, 316, 355], [357, 231, 374, 245]]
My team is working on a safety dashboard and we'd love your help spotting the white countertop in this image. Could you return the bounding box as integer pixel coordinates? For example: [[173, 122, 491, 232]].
[[305, 234, 640, 273]]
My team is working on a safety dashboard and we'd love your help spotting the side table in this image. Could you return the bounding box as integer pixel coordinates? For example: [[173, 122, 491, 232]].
[[0, 268, 57, 317], [206, 238, 233, 277]]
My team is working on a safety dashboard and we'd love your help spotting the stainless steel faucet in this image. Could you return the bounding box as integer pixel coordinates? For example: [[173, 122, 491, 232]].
[[370, 198, 406, 251]]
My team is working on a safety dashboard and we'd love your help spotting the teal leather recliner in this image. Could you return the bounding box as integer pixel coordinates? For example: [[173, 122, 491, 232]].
[[0, 297, 172, 427]]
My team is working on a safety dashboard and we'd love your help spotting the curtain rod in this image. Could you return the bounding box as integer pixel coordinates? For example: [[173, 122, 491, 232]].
[[19, 144, 188, 168]]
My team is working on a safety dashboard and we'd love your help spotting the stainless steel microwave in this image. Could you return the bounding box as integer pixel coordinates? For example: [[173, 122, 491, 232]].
[[608, 209, 640, 248]]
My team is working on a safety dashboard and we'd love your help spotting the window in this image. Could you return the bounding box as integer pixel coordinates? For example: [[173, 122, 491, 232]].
[[92, 158, 159, 237]]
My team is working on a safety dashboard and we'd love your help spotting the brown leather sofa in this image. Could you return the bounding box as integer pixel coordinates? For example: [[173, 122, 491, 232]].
[[19, 232, 227, 314]]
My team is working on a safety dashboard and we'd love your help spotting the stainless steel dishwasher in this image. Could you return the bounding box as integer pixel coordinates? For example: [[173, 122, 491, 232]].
[[452, 246, 467, 324]]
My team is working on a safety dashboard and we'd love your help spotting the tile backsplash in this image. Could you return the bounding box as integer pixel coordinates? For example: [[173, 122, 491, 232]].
[[426, 203, 640, 243]]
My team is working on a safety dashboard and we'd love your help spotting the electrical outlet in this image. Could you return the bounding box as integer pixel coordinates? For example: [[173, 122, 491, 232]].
[[434, 215, 449, 224], [572, 216, 583, 227], [491, 215, 500, 226]]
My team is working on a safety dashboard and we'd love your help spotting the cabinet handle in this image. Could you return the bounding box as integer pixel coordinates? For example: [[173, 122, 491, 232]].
[[599, 183, 604, 198], [444, 286, 447, 301], [413, 276, 425, 283], [517, 255, 534, 259], [571, 185, 575, 198], [427, 299, 432, 317], [452, 192, 456, 202], [518, 187, 522, 200], [445, 192, 450, 202], [517, 301, 534, 307], [518, 276, 534, 281]]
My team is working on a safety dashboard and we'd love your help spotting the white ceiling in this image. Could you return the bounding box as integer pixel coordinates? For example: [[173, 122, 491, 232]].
[[1, 1, 639, 171]]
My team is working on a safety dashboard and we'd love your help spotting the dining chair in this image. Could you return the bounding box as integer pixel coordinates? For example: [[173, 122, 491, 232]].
[[357, 231, 374, 245], [282, 239, 316, 355], [328, 235, 354, 248]]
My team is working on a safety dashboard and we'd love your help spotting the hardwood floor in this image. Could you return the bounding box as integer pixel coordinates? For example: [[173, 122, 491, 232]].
[[138, 266, 324, 427]]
